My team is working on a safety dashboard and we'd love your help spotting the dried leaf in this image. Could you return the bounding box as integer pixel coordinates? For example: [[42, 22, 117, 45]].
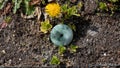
[[3, 3, 12, 15], [0, 20, 8, 31], [30, 0, 41, 5], [21, 12, 36, 19], [21, 7, 41, 19], [35, 7, 41, 20], [70, 0, 77, 3]]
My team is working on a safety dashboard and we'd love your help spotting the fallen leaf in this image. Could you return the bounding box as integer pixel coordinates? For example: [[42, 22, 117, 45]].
[[70, 0, 77, 3], [0, 20, 8, 31], [3, 3, 12, 15], [30, 0, 41, 5], [21, 7, 41, 19], [35, 7, 41, 20], [21, 11, 36, 19]]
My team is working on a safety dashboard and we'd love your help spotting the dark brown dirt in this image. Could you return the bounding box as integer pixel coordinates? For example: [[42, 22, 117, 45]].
[[0, 0, 120, 68]]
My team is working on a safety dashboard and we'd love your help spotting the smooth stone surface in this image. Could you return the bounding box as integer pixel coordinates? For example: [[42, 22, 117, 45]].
[[50, 24, 73, 46]]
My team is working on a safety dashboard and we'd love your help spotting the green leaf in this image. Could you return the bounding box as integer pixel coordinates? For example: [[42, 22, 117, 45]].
[[61, 4, 79, 19], [50, 56, 60, 65], [109, 0, 118, 3], [24, 0, 35, 15], [67, 6, 77, 17], [99, 2, 108, 11], [4, 16, 12, 24], [69, 45, 78, 53], [0, 0, 3, 3], [68, 24, 76, 31], [12, 0, 22, 14], [42, 58, 47, 63], [0, 0, 8, 9], [61, 4, 68, 13], [40, 19, 52, 33], [77, 2, 83, 9], [73, 14, 80, 16], [58, 46, 66, 55], [41, 0, 46, 5], [0, 0, 4, 9]]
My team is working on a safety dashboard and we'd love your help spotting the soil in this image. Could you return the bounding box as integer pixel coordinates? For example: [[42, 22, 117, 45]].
[[0, 0, 120, 68]]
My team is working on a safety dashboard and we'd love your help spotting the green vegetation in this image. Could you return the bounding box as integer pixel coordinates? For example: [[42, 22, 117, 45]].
[[12, 0, 35, 15], [109, 0, 118, 3], [99, 2, 108, 11], [23, 0, 35, 15], [40, 19, 52, 33], [61, 4, 80, 19], [0, 0, 8, 9], [68, 24, 76, 31], [77, 2, 83, 10], [98, 0, 120, 15], [50, 55, 60, 65], [0, 0, 35, 15], [42, 58, 47, 63], [12, 0, 22, 14], [69, 45, 78, 53], [58, 46, 66, 55], [4, 16, 12, 24]]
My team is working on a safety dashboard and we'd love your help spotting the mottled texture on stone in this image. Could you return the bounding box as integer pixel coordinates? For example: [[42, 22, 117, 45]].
[[50, 24, 73, 46]]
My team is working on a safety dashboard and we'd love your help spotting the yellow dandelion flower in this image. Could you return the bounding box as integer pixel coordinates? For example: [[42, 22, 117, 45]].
[[45, 3, 61, 17]]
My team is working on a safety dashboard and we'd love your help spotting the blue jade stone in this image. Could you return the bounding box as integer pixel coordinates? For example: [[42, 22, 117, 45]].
[[50, 24, 73, 46]]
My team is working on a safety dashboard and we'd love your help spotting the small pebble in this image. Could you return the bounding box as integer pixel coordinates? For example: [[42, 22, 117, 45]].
[[118, 51, 120, 54], [19, 58, 22, 61], [13, 30, 15, 32], [13, 42, 15, 44], [86, 39, 89, 42], [87, 30, 98, 36], [103, 53, 107, 56], [2, 50, 6, 54], [13, 34, 15, 37], [8, 59, 12, 64]]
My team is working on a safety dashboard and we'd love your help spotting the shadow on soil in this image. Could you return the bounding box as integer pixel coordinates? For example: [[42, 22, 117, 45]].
[[58, 16, 91, 67], [65, 15, 91, 44]]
